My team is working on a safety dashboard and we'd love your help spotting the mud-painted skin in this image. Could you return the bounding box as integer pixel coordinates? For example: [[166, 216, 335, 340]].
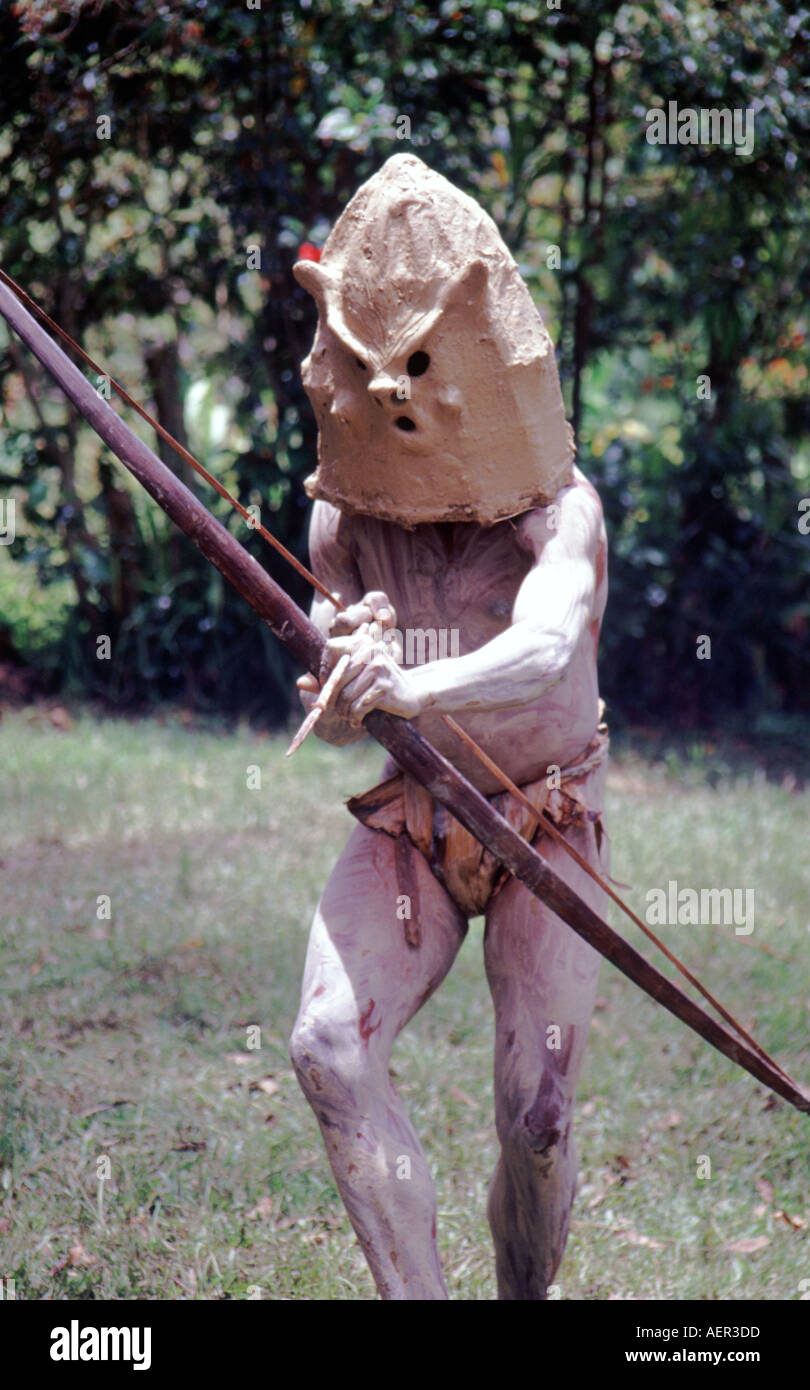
[[290, 465, 608, 1299]]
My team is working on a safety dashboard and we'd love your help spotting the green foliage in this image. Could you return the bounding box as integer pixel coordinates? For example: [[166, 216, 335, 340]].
[[0, 548, 74, 666], [0, 0, 808, 722]]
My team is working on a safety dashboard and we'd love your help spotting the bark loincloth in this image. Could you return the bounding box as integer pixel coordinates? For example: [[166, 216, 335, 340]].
[[347, 725, 609, 935]]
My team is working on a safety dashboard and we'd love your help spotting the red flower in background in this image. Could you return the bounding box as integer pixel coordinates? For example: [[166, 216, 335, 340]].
[[297, 242, 321, 262]]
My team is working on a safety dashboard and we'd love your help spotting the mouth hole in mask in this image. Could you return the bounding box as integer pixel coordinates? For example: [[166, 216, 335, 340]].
[[407, 350, 430, 377], [395, 416, 416, 432]]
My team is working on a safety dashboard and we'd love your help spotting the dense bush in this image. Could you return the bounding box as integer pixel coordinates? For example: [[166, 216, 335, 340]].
[[0, 0, 808, 725]]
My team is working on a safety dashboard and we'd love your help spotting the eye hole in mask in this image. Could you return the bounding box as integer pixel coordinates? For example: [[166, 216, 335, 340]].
[[406, 350, 430, 377]]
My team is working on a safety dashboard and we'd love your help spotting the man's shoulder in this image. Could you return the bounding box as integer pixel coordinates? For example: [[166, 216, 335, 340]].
[[310, 497, 356, 549], [308, 500, 366, 591], [514, 468, 604, 558]]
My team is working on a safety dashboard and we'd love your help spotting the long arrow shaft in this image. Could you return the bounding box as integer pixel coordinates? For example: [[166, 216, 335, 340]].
[[1, 277, 807, 1115]]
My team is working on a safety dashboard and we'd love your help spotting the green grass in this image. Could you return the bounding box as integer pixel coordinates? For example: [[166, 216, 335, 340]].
[[0, 707, 808, 1300]]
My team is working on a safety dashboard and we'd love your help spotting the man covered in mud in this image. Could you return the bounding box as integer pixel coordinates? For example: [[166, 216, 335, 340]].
[[289, 154, 609, 1300]]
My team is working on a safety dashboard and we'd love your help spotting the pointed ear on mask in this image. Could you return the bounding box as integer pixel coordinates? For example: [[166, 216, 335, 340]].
[[293, 259, 333, 312], [439, 258, 489, 313]]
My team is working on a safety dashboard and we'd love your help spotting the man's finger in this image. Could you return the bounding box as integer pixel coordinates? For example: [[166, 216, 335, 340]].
[[329, 591, 396, 636], [325, 628, 375, 661], [324, 642, 374, 701], [334, 661, 379, 713], [319, 624, 371, 680], [364, 591, 397, 627], [329, 601, 374, 636]]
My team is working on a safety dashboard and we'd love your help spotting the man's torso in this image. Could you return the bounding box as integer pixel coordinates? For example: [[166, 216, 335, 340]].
[[338, 476, 607, 793]]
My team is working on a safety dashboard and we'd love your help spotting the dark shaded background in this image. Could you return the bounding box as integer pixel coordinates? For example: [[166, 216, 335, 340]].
[[0, 0, 808, 736]]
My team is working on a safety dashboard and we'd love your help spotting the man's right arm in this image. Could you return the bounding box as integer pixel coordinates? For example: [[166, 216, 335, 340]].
[[297, 501, 369, 745]]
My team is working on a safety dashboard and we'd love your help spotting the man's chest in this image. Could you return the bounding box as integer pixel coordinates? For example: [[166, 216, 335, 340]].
[[351, 518, 533, 656]]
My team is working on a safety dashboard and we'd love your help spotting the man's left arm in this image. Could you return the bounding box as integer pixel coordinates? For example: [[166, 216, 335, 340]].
[[410, 484, 604, 715], [326, 480, 605, 725]]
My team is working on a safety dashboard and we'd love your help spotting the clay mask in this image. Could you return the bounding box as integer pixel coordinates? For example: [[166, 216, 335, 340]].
[[294, 153, 574, 528]]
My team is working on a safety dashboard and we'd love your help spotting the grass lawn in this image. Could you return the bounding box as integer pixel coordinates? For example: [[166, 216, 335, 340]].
[[0, 707, 808, 1300]]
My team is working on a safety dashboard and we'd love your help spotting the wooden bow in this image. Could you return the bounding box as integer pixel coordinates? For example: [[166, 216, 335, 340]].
[[0, 270, 807, 1116]]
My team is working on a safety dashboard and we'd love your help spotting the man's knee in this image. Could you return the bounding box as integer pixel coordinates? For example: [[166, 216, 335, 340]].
[[498, 1071, 572, 1165], [289, 1009, 368, 1102]]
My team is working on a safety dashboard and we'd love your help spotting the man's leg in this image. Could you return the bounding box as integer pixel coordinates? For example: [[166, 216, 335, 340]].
[[289, 823, 468, 1299], [483, 772, 607, 1300]]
